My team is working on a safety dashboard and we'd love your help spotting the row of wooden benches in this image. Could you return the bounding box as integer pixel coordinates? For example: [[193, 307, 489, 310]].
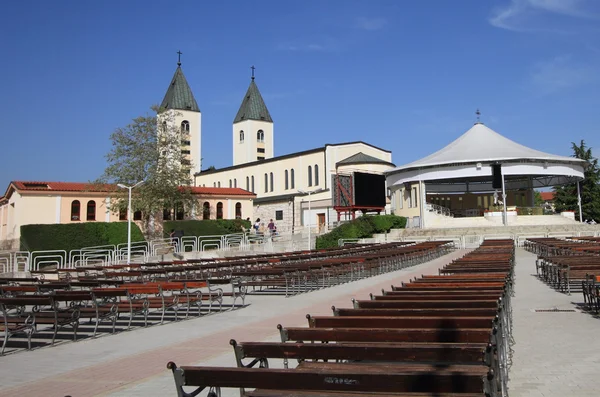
[[528, 237, 600, 294], [166, 239, 515, 397], [11, 241, 455, 298], [0, 279, 241, 355]]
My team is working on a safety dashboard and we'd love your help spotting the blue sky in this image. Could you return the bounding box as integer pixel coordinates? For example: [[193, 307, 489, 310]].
[[1, 0, 599, 190]]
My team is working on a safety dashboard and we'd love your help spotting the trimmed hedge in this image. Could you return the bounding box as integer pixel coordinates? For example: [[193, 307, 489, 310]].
[[20, 222, 145, 253], [315, 215, 407, 249], [163, 219, 251, 238]]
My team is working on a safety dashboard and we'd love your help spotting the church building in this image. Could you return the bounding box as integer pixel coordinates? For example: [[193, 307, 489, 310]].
[[188, 66, 395, 233]]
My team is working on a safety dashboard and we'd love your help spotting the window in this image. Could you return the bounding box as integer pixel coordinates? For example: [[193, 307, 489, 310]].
[[270, 172, 274, 192], [246, 176, 249, 191], [264, 173, 268, 193], [203, 202, 210, 220], [239, 130, 244, 142], [291, 169, 295, 189], [133, 210, 142, 221], [398, 189, 403, 209], [119, 207, 127, 221], [412, 187, 418, 208], [181, 120, 190, 134], [213, 182, 216, 187], [163, 208, 172, 220], [161, 121, 167, 132], [217, 181, 221, 188], [251, 176, 255, 193], [275, 210, 283, 221], [308, 166, 313, 187], [71, 200, 80, 221], [314, 164, 319, 186], [235, 202, 242, 219], [257, 130, 264, 142], [285, 170, 289, 190], [477, 196, 483, 208], [176, 203, 184, 220], [181, 140, 191, 146], [229, 179, 232, 188], [216, 202, 223, 219], [234, 179, 237, 188], [257, 156, 265, 160], [181, 150, 190, 155], [86, 200, 96, 221], [257, 148, 265, 153]]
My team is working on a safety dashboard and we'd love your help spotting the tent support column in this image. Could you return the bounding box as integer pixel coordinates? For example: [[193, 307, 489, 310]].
[[577, 180, 583, 222], [419, 180, 426, 228], [528, 176, 534, 207], [501, 170, 508, 226]]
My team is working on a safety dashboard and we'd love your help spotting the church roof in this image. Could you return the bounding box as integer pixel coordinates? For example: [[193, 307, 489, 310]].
[[233, 79, 273, 123], [160, 65, 200, 112], [336, 152, 395, 167], [390, 123, 585, 172]]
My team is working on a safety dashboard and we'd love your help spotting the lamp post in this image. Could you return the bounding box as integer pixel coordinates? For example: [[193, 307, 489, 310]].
[[117, 180, 144, 264], [298, 188, 324, 251]]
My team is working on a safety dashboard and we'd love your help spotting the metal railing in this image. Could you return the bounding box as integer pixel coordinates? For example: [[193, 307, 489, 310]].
[[426, 203, 453, 217]]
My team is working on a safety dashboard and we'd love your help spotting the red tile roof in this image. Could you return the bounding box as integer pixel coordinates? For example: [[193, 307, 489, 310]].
[[539, 192, 555, 201], [2, 181, 255, 199]]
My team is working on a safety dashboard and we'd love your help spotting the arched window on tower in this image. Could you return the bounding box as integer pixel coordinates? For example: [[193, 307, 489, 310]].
[[161, 121, 167, 133], [203, 202, 210, 220], [71, 200, 80, 221], [251, 176, 255, 193], [264, 173, 268, 193], [246, 176, 249, 191], [229, 179, 232, 188], [314, 164, 319, 186], [181, 120, 190, 134], [285, 170, 289, 190], [86, 200, 96, 221], [239, 130, 244, 142], [291, 169, 295, 189], [308, 166, 313, 187], [218, 181, 221, 188], [257, 130, 264, 142], [235, 202, 242, 219], [234, 179, 237, 188], [216, 202, 223, 219], [270, 172, 274, 192]]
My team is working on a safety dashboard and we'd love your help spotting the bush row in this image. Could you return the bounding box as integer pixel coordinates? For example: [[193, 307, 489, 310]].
[[315, 215, 407, 249], [20, 222, 145, 254], [163, 219, 251, 238]]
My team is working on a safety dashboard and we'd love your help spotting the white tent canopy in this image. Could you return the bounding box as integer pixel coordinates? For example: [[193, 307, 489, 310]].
[[387, 123, 585, 192]]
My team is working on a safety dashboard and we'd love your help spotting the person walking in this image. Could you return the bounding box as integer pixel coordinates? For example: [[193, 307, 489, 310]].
[[267, 219, 277, 235]]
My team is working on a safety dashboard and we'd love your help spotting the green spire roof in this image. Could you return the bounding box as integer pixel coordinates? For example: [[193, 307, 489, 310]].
[[160, 65, 200, 112], [233, 79, 273, 123]]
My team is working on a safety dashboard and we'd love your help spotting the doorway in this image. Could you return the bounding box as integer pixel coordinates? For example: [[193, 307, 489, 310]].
[[317, 213, 326, 233]]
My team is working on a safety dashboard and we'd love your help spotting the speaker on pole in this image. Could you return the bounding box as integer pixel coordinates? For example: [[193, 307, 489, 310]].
[[492, 164, 502, 189]]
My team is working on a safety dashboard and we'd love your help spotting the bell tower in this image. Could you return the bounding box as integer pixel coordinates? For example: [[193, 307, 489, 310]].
[[232, 66, 273, 165]]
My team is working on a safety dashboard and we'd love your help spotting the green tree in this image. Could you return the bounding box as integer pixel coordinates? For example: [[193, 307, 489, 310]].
[[96, 106, 199, 238], [534, 191, 544, 206], [553, 140, 600, 222]]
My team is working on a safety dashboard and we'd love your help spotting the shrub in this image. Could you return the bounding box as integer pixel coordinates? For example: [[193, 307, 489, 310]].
[[163, 219, 250, 238], [20, 222, 145, 266], [315, 215, 406, 249]]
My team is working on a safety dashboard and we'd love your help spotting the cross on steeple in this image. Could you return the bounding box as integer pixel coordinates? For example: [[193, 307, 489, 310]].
[[251, 65, 255, 80], [177, 50, 182, 67], [475, 108, 481, 123]]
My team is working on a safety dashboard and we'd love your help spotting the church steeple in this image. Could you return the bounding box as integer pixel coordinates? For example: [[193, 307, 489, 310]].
[[233, 69, 272, 123], [160, 55, 200, 112], [232, 66, 274, 166]]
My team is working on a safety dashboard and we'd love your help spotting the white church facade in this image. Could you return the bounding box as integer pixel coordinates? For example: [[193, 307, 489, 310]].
[[170, 65, 396, 233]]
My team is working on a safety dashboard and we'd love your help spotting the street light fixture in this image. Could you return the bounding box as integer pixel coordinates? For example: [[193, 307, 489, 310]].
[[117, 180, 145, 265], [298, 188, 324, 251]]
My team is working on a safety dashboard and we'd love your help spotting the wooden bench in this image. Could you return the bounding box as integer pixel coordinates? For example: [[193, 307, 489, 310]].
[[167, 362, 495, 397], [0, 296, 53, 354]]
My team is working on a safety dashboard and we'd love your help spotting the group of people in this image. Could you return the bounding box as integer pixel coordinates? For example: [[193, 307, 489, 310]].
[[246, 217, 277, 236]]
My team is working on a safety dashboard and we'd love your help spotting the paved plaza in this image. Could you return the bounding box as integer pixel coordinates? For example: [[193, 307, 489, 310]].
[[1, 248, 599, 397]]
